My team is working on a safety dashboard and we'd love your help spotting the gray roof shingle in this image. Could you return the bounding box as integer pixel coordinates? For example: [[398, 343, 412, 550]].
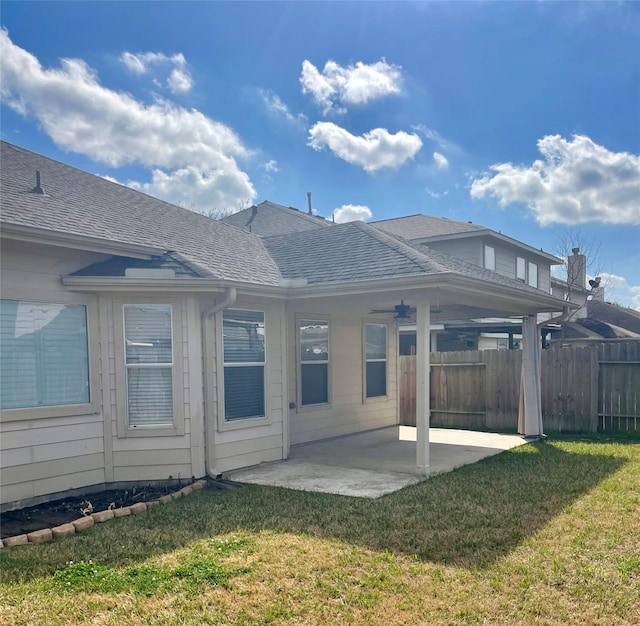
[[0, 141, 282, 285], [222, 201, 333, 236], [263, 220, 552, 296], [372, 214, 486, 239]]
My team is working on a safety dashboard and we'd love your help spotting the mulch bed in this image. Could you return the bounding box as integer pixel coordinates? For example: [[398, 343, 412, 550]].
[[1, 482, 190, 539]]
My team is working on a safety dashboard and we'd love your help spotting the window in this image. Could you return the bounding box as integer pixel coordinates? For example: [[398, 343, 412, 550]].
[[364, 323, 387, 398], [223, 310, 265, 420], [1, 300, 89, 409], [516, 257, 526, 281], [299, 319, 329, 405], [484, 245, 496, 271], [124, 305, 173, 428], [528, 262, 538, 288]]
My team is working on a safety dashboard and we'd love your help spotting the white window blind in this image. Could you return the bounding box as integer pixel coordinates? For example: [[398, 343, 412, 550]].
[[0, 300, 89, 410], [300, 320, 329, 405], [222, 310, 265, 421], [124, 305, 173, 427], [365, 323, 387, 398], [484, 245, 496, 271]]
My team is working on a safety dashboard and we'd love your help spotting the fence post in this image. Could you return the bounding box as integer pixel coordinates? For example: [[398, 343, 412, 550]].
[[589, 345, 599, 432]]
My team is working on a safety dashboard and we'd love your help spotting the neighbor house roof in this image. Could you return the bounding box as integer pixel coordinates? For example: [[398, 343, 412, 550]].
[[586, 300, 640, 334], [0, 141, 282, 285], [222, 200, 333, 236], [373, 214, 485, 239], [373, 213, 561, 264]]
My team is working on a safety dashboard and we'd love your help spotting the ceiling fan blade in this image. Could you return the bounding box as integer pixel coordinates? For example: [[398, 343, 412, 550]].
[[370, 309, 395, 314]]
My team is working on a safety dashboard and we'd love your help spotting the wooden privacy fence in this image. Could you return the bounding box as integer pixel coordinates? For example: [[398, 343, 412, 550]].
[[399, 342, 640, 433]]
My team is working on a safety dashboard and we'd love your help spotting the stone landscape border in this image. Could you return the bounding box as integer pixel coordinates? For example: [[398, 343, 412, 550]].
[[0, 479, 207, 549]]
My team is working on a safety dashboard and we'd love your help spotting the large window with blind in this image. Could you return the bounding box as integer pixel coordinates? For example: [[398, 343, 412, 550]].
[[222, 309, 265, 421], [364, 323, 387, 398], [299, 319, 329, 406], [0, 300, 90, 410], [123, 304, 174, 428]]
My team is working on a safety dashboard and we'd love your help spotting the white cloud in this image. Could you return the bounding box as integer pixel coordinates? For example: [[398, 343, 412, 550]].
[[333, 204, 373, 223], [598, 272, 640, 311], [300, 59, 402, 114], [308, 122, 422, 173], [470, 134, 640, 225], [262, 160, 279, 173], [0, 29, 255, 212], [425, 187, 449, 199], [127, 166, 254, 214], [120, 50, 193, 94], [257, 88, 307, 127], [433, 151, 449, 169], [166, 67, 193, 94]]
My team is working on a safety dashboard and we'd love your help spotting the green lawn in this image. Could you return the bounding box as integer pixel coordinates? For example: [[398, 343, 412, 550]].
[[1, 434, 639, 625]]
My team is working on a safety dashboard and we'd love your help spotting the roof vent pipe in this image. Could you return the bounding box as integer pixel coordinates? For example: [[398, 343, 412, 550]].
[[33, 170, 45, 195], [307, 192, 312, 215]]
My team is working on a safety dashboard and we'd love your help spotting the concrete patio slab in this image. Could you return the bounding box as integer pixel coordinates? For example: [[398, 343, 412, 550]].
[[225, 426, 529, 498]]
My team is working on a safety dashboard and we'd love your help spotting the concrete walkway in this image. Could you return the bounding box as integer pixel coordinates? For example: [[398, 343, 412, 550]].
[[225, 426, 528, 498]]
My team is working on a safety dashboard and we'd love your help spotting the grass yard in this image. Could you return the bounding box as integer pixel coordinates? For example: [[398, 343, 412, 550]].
[[1, 434, 639, 625]]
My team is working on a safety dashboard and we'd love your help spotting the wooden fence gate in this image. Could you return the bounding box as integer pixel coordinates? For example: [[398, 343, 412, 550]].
[[399, 342, 640, 433]]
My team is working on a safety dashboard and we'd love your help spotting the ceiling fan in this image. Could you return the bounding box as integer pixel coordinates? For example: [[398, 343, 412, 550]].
[[370, 300, 416, 320]]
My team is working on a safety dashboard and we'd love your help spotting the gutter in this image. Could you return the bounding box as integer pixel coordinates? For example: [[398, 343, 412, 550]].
[[202, 288, 237, 481]]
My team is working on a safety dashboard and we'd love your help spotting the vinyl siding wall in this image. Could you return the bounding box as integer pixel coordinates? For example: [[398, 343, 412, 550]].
[[0, 240, 108, 508], [101, 293, 204, 484], [427, 238, 552, 294], [206, 297, 286, 474], [286, 297, 398, 445]]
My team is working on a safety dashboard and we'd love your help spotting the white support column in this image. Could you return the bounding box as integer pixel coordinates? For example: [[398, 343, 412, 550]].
[[518, 314, 543, 437], [415, 290, 431, 474]]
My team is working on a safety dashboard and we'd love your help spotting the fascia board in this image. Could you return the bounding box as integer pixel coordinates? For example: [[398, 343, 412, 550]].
[[1, 223, 165, 259], [417, 230, 562, 264], [62, 276, 289, 298]]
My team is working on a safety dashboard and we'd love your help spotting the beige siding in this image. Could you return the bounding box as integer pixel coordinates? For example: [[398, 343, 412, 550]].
[[287, 297, 398, 445], [207, 297, 286, 474], [104, 294, 204, 483], [0, 240, 108, 507]]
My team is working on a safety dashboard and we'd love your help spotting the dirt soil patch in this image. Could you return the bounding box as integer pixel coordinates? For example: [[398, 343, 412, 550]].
[[1, 482, 191, 539]]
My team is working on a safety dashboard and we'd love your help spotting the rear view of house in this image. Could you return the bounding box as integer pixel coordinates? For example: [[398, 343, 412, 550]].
[[0, 141, 566, 511]]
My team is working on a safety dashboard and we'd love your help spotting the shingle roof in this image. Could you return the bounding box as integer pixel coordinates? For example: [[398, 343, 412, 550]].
[[0, 141, 282, 285], [372, 214, 486, 240], [263, 220, 552, 296], [221, 200, 333, 236]]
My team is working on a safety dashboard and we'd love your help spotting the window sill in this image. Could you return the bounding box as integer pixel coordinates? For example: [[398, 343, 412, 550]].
[[363, 395, 390, 404], [0, 402, 100, 423], [119, 424, 184, 438], [218, 414, 271, 432]]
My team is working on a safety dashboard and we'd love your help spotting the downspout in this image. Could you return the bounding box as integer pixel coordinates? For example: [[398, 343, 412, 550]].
[[202, 288, 237, 480]]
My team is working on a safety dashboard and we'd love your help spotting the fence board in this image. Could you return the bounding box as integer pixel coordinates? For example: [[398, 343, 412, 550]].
[[398, 342, 640, 433]]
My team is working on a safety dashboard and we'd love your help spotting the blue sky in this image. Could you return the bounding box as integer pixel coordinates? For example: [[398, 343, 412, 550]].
[[2, 2, 639, 308]]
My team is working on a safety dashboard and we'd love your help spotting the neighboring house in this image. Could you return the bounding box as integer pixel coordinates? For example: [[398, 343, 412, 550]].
[[549, 300, 640, 347], [0, 141, 565, 510], [372, 214, 563, 351], [221, 200, 333, 236]]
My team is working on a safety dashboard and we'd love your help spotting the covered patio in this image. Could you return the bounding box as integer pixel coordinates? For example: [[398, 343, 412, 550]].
[[226, 426, 528, 498]]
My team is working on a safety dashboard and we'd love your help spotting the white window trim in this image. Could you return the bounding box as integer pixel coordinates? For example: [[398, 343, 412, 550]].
[[114, 298, 184, 438], [0, 292, 100, 423], [528, 261, 539, 288], [296, 313, 331, 412], [214, 307, 271, 432], [362, 321, 389, 403], [516, 256, 526, 282], [484, 244, 496, 271]]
